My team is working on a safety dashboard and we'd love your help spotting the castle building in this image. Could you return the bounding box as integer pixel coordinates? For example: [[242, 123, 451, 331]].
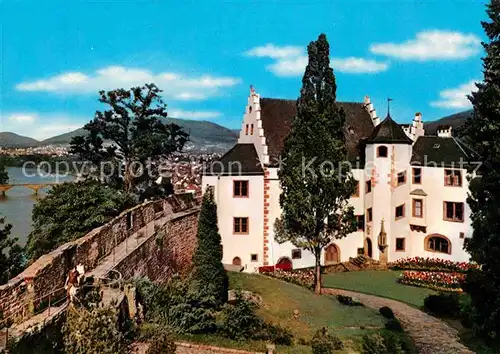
[[202, 88, 476, 272]]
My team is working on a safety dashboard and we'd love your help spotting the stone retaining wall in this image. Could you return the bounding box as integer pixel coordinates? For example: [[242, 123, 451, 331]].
[[0, 194, 198, 324], [112, 209, 199, 282]]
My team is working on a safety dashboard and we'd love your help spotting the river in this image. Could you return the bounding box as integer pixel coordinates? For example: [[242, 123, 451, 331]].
[[0, 167, 74, 245]]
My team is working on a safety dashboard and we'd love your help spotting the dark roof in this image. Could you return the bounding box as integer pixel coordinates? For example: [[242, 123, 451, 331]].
[[411, 136, 475, 167], [366, 115, 413, 144], [259, 98, 375, 165], [204, 143, 264, 176]]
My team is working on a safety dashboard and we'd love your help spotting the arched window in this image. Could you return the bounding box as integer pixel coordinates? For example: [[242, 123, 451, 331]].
[[425, 234, 451, 254], [232, 257, 242, 266], [377, 145, 388, 157]]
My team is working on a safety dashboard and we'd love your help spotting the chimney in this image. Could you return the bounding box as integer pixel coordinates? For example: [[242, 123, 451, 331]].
[[437, 125, 452, 138], [363, 95, 380, 126], [412, 112, 425, 138]]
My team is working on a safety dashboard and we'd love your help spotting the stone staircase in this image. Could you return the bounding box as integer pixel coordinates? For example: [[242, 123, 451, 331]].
[[324, 255, 386, 273]]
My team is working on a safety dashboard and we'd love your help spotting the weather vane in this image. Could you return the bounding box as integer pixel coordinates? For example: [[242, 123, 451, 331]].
[[387, 97, 393, 116]]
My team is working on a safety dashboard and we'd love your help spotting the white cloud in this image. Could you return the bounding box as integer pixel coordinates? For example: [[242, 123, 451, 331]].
[[245, 44, 388, 77], [16, 66, 241, 100], [169, 109, 221, 119], [330, 57, 389, 74], [245, 44, 303, 59], [8, 114, 36, 123], [430, 80, 477, 109], [370, 30, 481, 61], [267, 56, 308, 77], [1, 112, 87, 140]]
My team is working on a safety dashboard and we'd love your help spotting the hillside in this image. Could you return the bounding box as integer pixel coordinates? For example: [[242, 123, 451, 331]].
[[2, 117, 238, 152], [0, 132, 39, 148], [424, 110, 472, 136], [40, 128, 88, 145]]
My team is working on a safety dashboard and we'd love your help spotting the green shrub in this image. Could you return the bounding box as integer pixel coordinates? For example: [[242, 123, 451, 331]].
[[459, 295, 474, 328], [62, 305, 126, 354], [218, 293, 263, 340], [362, 331, 412, 354], [311, 328, 343, 354], [336, 295, 364, 306], [423, 293, 461, 318], [385, 319, 403, 332], [146, 331, 176, 354], [218, 292, 292, 345], [135, 277, 217, 334], [262, 324, 293, 345], [379, 306, 395, 319]]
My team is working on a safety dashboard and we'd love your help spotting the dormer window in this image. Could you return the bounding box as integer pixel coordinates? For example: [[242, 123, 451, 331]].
[[377, 146, 388, 158]]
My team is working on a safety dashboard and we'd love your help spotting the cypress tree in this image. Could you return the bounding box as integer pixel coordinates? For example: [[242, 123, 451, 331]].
[[275, 34, 357, 294], [462, 0, 500, 339], [0, 162, 8, 185], [189, 187, 229, 307]]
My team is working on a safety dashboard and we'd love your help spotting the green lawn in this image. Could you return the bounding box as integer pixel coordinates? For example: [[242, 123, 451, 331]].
[[322, 270, 436, 308], [228, 272, 402, 353]]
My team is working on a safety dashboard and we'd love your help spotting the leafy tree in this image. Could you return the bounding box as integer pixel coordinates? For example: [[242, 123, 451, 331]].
[[62, 305, 126, 354], [70, 83, 189, 194], [26, 181, 135, 260], [275, 34, 357, 294], [0, 217, 26, 284], [189, 187, 229, 307], [0, 162, 8, 184], [462, 0, 500, 340]]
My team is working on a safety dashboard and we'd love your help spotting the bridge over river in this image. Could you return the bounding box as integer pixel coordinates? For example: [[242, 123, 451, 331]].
[[0, 183, 61, 195]]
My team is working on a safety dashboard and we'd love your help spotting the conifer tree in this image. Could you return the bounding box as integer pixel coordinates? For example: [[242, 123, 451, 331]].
[[189, 187, 228, 307], [275, 34, 357, 294], [0, 162, 8, 185], [462, 0, 500, 339]]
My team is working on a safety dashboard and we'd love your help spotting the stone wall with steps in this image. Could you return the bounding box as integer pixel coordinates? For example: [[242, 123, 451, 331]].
[[0, 194, 198, 325], [323, 255, 387, 273]]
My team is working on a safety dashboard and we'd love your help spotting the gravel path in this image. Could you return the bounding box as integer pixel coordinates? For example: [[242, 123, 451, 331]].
[[322, 288, 473, 354]]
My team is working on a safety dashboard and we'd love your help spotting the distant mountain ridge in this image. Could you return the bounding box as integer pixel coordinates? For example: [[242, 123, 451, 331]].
[[1, 110, 474, 150], [424, 110, 472, 136], [0, 132, 39, 148], [0, 117, 239, 152]]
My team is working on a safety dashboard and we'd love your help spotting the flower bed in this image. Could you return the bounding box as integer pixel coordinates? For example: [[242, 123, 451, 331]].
[[398, 270, 465, 292], [389, 257, 478, 273], [259, 268, 314, 289]]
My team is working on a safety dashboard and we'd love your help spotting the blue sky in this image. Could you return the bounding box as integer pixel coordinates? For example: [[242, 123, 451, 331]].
[[0, 0, 488, 140]]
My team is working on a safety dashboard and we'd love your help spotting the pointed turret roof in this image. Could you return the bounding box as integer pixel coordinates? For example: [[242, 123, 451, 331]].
[[366, 114, 412, 144]]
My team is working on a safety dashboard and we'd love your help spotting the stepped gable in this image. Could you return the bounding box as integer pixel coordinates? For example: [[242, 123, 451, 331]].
[[259, 98, 375, 166], [411, 136, 474, 167], [204, 143, 263, 175], [366, 114, 413, 145]]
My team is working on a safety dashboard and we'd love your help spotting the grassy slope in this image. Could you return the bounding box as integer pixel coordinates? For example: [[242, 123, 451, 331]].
[[322, 271, 436, 308], [178, 272, 416, 353], [228, 272, 388, 353]]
